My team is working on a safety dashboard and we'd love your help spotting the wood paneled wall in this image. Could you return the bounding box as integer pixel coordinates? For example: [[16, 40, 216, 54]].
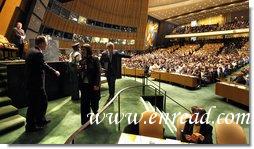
[[58, 39, 136, 51], [43, 0, 149, 50], [0, 0, 22, 35]]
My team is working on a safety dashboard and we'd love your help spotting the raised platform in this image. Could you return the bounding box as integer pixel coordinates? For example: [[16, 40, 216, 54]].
[[3, 60, 109, 108], [5, 61, 73, 108]]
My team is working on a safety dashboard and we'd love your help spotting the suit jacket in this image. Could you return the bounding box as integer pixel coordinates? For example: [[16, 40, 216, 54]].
[[212, 70, 218, 80], [78, 56, 101, 87], [100, 50, 131, 79], [25, 48, 57, 91], [181, 119, 213, 144], [234, 76, 246, 85]]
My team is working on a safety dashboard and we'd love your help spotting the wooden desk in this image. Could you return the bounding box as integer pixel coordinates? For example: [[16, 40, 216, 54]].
[[118, 133, 187, 144], [151, 71, 199, 88], [121, 67, 199, 88], [2, 45, 18, 59], [0, 35, 18, 59], [215, 82, 249, 106], [122, 67, 144, 77]]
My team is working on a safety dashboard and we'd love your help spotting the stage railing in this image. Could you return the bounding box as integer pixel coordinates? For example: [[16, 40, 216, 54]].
[[65, 82, 190, 144], [144, 76, 190, 113]]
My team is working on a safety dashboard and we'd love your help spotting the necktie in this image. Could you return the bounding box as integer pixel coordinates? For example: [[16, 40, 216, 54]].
[[109, 53, 112, 62]]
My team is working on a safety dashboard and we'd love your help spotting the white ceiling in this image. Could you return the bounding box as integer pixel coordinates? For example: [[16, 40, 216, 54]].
[[148, 0, 249, 24]]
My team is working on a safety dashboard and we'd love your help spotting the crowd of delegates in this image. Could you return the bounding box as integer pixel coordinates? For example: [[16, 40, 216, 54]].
[[227, 41, 250, 86], [220, 38, 247, 54], [172, 20, 249, 34], [58, 49, 104, 62], [123, 38, 249, 86]]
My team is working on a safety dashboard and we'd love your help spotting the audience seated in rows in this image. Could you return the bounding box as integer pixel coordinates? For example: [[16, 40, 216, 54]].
[[230, 66, 250, 86], [172, 19, 249, 35], [123, 38, 249, 86]]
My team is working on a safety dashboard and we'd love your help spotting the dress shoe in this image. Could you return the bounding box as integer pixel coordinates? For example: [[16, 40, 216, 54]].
[[25, 126, 43, 133], [43, 119, 51, 124], [37, 119, 51, 127]]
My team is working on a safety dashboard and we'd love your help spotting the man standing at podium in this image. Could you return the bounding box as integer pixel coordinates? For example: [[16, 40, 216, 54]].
[[100, 42, 131, 102], [25, 36, 60, 132], [13, 22, 26, 59]]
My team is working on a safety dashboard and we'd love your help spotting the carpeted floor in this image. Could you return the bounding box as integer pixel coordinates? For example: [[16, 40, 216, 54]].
[[0, 77, 249, 144]]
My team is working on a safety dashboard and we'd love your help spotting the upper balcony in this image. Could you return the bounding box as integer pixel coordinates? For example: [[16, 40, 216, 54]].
[[166, 20, 249, 38]]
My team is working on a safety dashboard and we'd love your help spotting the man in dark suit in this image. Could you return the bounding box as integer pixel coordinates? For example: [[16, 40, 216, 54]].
[[100, 42, 131, 101], [25, 36, 60, 132], [233, 72, 246, 85], [211, 67, 218, 83], [78, 44, 101, 124], [13, 22, 26, 59], [181, 106, 213, 144], [144, 62, 150, 77]]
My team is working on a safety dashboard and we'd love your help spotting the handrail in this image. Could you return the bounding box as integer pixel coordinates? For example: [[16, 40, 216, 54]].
[[146, 76, 167, 93], [65, 84, 162, 144], [145, 77, 190, 113], [65, 81, 191, 144], [122, 68, 190, 113], [164, 93, 191, 112], [122, 67, 166, 93]]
